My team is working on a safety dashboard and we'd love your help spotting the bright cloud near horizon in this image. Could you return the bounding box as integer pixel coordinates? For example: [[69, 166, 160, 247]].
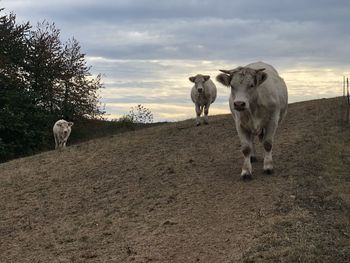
[[2, 0, 350, 121]]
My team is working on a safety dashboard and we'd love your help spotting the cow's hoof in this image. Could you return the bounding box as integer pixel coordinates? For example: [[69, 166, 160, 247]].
[[241, 172, 253, 181], [250, 156, 258, 163], [264, 168, 274, 175], [196, 122, 201, 126]]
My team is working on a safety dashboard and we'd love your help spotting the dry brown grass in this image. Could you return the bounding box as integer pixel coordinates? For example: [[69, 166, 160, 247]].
[[0, 97, 349, 262]]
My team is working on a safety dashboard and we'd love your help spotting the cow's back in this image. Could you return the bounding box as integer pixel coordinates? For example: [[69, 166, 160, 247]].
[[246, 61, 288, 121], [204, 79, 217, 104]]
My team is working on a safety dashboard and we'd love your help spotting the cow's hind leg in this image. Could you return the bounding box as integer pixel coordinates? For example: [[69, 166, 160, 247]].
[[58, 136, 64, 150], [58, 140, 63, 149], [237, 127, 253, 180], [258, 128, 265, 142], [262, 116, 279, 174], [263, 141, 273, 174], [250, 135, 257, 162], [195, 104, 203, 126], [203, 104, 210, 124]]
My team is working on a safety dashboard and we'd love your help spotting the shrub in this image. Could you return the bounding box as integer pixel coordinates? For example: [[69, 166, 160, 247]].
[[127, 104, 153, 124]]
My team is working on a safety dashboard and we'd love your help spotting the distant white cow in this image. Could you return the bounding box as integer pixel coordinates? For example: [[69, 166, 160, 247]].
[[189, 74, 217, 126], [216, 61, 288, 180], [53, 120, 74, 149]]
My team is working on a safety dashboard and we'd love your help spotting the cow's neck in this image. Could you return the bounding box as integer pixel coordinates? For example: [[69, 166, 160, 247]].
[[237, 98, 265, 134], [196, 90, 208, 101]]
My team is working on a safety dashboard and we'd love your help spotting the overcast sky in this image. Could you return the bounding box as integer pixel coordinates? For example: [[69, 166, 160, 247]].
[[2, 0, 350, 121]]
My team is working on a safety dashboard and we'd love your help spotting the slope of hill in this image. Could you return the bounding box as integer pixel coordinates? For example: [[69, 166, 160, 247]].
[[1, 97, 349, 262]]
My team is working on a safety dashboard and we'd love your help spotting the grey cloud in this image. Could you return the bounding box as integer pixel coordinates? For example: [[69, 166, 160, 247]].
[[7, 0, 350, 23], [4, 0, 350, 66], [77, 17, 349, 69]]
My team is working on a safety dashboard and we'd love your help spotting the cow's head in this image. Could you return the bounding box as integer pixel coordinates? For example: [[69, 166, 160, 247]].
[[189, 74, 210, 94], [216, 67, 267, 111], [58, 121, 74, 135]]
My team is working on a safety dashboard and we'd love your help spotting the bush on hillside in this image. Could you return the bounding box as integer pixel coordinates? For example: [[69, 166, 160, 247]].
[[127, 104, 153, 124]]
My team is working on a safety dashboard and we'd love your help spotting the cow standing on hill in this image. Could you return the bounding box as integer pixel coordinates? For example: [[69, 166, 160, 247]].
[[189, 74, 217, 126], [53, 120, 74, 149], [216, 61, 288, 180]]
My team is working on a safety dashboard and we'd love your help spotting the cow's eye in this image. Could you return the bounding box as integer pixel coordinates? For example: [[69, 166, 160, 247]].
[[250, 83, 255, 88]]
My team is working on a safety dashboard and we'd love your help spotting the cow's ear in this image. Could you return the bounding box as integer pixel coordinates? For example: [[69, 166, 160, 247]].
[[189, 76, 196, 83], [255, 69, 267, 86], [216, 73, 231, 87], [68, 122, 74, 127], [203, 75, 210, 81]]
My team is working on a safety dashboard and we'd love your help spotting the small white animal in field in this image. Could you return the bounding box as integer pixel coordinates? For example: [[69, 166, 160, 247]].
[[53, 119, 74, 149], [189, 74, 217, 126], [216, 61, 288, 180]]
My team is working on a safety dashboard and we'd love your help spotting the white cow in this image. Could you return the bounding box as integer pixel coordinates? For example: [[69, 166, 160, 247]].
[[216, 61, 288, 180], [189, 74, 217, 126], [53, 119, 74, 149]]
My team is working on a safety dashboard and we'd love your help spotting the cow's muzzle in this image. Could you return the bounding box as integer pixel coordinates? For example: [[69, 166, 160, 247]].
[[234, 101, 246, 111]]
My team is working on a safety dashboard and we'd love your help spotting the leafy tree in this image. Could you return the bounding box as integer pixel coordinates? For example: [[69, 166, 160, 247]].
[[60, 38, 104, 119], [26, 21, 64, 113], [0, 9, 40, 161]]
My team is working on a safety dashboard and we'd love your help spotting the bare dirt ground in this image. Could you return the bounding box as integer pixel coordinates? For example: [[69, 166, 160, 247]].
[[1, 97, 349, 262]]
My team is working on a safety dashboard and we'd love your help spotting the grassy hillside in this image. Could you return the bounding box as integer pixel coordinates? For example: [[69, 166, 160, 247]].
[[0, 117, 162, 164], [68, 118, 161, 145], [0, 97, 349, 262]]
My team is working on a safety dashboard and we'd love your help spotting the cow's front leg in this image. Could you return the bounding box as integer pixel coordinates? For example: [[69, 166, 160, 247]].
[[58, 136, 65, 149], [195, 104, 203, 126], [203, 104, 210, 124], [237, 127, 253, 180], [250, 135, 257, 162], [54, 134, 58, 149], [263, 116, 279, 174]]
